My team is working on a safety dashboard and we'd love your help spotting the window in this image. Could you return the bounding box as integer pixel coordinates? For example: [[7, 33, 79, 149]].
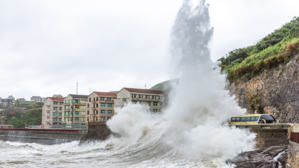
[[64, 112, 66, 115], [139, 95, 142, 98], [75, 100, 79, 103], [157, 96, 160, 99], [89, 98, 91, 102], [53, 118, 57, 121], [101, 103, 105, 107], [108, 110, 112, 114], [101, 110, 105, 114], [96, 117, 98, 121], [160, 102, 162, 106], [152, 95, 155, 99], [96, 97, 98, 101], [64, 118, 66, 121], [53, 113, 57, 116], [96, 103, 98, 107], [76, 105, 79, 109], [75, 117, 79, 121], [60, 102, 63, 105], [108, 104, 112, 107], [153, 109, 158, 112], [54, 102, 58, 105], [59, 118, 62, 121], [87, 104, 89, 108], [101, 117, 105, 121], [132, 94, 136, 98], [100, 97, 105, 101], [147, 102, 151, 106], [107, 98, 111, 101], [59, 107, 62, 110], [96, 110, 98, 114], [65, 100, 67, 103], [75, 111, 79, 115], [153, 102, 158, 106], [53, 107, 58, 110], [87, 111, 89, 114], [59, 113, 62, 116], [241, 117, 246, 121]]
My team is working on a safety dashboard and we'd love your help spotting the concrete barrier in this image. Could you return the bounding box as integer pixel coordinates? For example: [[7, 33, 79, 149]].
[[233, 124, 290, 149]]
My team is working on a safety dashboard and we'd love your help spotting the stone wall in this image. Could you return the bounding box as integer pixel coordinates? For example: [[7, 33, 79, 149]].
[[79, 124, 112, 144], [287, 141, 299, 168], [230, 54, 299, 123]]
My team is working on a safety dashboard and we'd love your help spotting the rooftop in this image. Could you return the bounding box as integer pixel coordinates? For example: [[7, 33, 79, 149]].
[[49, 97, 64, 101], [94, 92, 117, 97], [69, 94, 88, 99], [120, 88, 164, 94]]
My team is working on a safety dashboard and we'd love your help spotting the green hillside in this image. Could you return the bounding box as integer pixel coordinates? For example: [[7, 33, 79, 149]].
[[219, 17, 299, 82]]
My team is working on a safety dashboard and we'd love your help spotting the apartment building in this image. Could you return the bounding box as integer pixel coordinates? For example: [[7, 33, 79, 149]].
[[31, 96, 42, 102], [42, 97, 64, 125], [62, 94, 88, 125], [114, 88, 164, 112], [86, 92, 117, 122]]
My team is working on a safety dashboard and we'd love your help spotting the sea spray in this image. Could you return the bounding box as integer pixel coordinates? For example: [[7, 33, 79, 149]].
[[107, 0, 256, 162], [164, 0, 255, 160]]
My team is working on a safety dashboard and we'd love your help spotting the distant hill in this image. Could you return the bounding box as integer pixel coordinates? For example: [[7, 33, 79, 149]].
[[150, 79, 179, 91]]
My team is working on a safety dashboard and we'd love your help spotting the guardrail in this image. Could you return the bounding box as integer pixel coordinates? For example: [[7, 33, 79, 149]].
[[28, 125, 87, 130], [0, 129, 79, 133]]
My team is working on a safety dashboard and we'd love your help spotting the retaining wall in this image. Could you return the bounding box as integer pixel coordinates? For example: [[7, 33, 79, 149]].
[[0, 129, 87, 145]]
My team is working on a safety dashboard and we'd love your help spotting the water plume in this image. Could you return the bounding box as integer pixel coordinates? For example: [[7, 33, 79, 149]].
[[107, 0, 256, 162], [163, 0, 255, 160]]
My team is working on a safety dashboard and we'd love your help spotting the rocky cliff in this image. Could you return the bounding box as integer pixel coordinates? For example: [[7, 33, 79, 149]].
[[230, 54, 299, 123]]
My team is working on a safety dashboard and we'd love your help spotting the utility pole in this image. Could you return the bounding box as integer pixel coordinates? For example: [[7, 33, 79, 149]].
[[76, 82, 78, 95]]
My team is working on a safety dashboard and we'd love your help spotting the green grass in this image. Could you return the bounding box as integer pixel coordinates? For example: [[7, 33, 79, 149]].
[[220, 16, 299, 82], [224, 38, 299, 82]]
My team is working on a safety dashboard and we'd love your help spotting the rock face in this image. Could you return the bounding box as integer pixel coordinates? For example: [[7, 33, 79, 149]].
[[227, 146, 288, 168], [230, 54, 299, 123]]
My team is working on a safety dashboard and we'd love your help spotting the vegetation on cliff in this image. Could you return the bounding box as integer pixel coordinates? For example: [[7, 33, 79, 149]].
[[3, 102, 43, 128], [219, 17, 299, 82]]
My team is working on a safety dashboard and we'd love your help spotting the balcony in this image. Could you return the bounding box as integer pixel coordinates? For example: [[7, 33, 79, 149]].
[[73, 102, 86, 106]]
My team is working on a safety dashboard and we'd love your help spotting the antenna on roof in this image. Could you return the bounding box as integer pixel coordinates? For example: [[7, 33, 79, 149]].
[[76, 82, 78, 95]]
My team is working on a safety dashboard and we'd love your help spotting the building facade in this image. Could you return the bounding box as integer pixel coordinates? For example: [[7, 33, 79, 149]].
[[62, 94, 88, 125], [0, 96, 15, 108], [31, 96, 42, 102], [86, 92, 117, 122], [114, 88, 164, 112], [42, 97, 64, 125]]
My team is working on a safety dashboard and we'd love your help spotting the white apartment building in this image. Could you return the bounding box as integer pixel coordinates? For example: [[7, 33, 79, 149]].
[[114, 88, 164, 112]]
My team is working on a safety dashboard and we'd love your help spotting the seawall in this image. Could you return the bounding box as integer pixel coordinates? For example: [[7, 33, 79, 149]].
[[0, 129, 87, 145]]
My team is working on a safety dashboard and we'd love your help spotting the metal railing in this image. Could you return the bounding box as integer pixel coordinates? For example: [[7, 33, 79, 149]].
[[28, 124, 87, 130]]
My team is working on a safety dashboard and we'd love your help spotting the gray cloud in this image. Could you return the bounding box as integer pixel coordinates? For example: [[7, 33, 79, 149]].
[[0, 0, 299, 99]]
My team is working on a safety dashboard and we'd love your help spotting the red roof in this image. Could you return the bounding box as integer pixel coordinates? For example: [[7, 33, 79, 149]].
[[120, 88, 163, 94], [94, 92, 117, 97], [49, 97, 64, 101]]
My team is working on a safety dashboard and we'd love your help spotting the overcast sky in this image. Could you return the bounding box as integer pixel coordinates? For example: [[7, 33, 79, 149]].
[[1, 0, 299, 100]]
